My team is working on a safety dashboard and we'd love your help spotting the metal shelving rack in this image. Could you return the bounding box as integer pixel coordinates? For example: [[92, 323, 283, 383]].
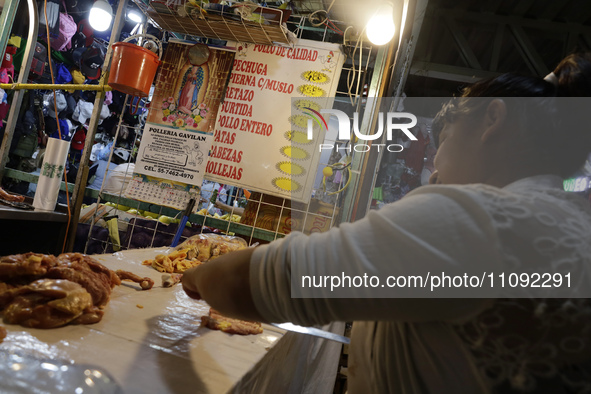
[[77, 0, 381, 254], [138, 1, 293, 45], [0, 0, 426, 256]]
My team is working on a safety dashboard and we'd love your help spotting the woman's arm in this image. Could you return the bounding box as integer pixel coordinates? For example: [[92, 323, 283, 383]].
[[183, 189, 500, 326]]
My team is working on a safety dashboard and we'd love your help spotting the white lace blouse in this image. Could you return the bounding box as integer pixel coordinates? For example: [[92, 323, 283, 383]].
[[250, 175, 591, 393]]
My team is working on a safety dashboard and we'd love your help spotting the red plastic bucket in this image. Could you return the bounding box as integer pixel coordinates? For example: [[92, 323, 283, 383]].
[[108, 42, 160, 97]]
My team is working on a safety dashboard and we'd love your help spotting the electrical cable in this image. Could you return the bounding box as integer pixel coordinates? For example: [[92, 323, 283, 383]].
[[325, 0, 336, 13], [307, 0, 342, 35], [346, 24, 369, 109], [342, 26, 354, 104], [346, 23, 366, 107], [322, 161, 352, 195], [342, 26, 354, 46], [346, 35, 358, 105], [326, 18, 343, 34], [357, 37, 362, 105], [322, 21, 343, 36], [44, 0, 72, 253]]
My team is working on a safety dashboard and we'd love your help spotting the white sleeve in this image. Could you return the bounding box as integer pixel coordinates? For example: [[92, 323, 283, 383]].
[[249, 188, 501, 327]]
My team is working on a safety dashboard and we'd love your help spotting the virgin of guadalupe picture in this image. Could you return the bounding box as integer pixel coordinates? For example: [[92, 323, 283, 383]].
[[147, 42, 234, 133], [171, 62, 210, 126], [178, 66, 205, 114]]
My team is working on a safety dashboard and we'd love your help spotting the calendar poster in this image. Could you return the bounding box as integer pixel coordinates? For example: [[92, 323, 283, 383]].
[[124, 174, 200, 211]]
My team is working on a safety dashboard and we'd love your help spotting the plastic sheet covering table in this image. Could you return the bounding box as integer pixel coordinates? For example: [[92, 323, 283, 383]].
[[0, 248, 287, 393]]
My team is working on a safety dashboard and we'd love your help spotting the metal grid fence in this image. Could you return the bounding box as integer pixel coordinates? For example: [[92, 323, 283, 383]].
[[80, 6, 374, 253]]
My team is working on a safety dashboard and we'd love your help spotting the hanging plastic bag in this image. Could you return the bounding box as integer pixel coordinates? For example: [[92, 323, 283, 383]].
[[98, 141, 113, 161], [50, 2, 76, 51]]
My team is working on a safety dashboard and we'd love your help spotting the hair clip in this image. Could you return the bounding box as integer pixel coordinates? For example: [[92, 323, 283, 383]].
[[543, 72, 558, 86]]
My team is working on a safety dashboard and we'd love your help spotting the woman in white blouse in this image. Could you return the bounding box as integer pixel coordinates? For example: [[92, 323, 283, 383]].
[[183, 53, 591, 393]]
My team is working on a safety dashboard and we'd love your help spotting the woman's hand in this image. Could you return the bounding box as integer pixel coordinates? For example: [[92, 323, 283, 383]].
[[180, 248, 265, 322], [181, 270, 202, 300]]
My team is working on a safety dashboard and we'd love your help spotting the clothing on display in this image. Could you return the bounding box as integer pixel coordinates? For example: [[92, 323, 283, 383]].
[[49, 49, 72, 66], [47, 118, 70, 141], [99, 104, 111, 123], [50, 7, 77, 51], [29, 42, 47, 77], [2, 45, 16, 80], [72, 102, 112, 126], [1, 0, 141, 211], [37, 0, 60, 37], [0, 88, 7, 127], [87, 160, 117, 191], [71, 128, 86, 150], [76, 18, 95, 47], [54, 63, 72, 84], [45, 91, 67, 118], [97, 142, 114, 161], [79, 45, 105, 80], [70, 32, 87, 51], [72, 100, 93, 124], [0, 45, 14, 86], [65, 119, 74, 137], [21, 108, 36, 134], [70, 69, 85, 84], [90, 143, 104, 162], [63, 94, 77, 118], [7, 35, 21, 48]]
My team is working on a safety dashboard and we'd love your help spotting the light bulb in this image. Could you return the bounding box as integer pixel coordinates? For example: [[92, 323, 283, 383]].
[[366, 4, 395, 46], [89, 0, 113, 32], [128, 11, 143, 23]]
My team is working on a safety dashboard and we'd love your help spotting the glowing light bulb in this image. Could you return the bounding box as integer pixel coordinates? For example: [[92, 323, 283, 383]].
[[128, 11, 143, 23], [366, 3, 395, 46], [89, 0, 113, 32]]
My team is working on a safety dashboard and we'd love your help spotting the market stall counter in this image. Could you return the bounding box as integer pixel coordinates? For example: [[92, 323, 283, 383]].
[[0, 248, 285, 393], [0, 202, 68, 256]]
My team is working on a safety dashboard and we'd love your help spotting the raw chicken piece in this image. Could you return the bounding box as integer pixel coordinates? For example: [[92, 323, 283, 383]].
[[2, 279, 100, 329], [0, 325, 6, 343], [46, 253, 121, 307], [0, 253, 58, 280], [0, 187, 25, 202], [200, 308, 263, 336], [116, 270, 154, 290], [0, 253, 120, 329]]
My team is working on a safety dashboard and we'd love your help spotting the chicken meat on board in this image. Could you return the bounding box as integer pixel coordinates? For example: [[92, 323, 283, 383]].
[[1, 279, 100, 328], [0, 253, 122, 329], [0, 187, 25, 202]]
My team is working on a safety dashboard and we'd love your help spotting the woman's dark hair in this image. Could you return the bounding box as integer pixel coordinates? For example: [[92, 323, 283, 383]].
[[553, 52, 591, 97], [432, 52, 591, 177]]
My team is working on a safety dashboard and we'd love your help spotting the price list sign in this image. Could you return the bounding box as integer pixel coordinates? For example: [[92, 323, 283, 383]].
[[205, 39, 344, 202]]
